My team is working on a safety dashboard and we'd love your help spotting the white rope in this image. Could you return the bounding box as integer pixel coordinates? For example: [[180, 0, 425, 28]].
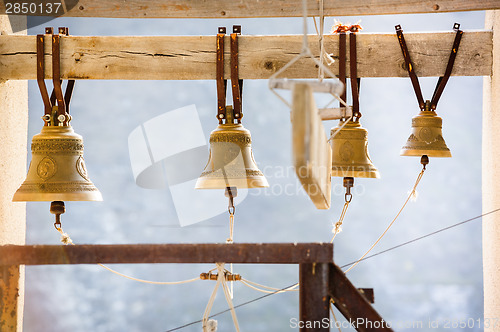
[[241, 278, 299, 292], [268, 0, 344, 110], [331, 201, 350, 242], [202, 263, 241, 332], [330, 300, 343, 332], [55, 227, 200, 285], [240, 279, 299, 294], [344, 167, 426, 274]]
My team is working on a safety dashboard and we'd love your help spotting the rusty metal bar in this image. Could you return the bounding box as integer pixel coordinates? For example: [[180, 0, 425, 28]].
[[329, 263, 393, 332], [0, 243, 333, 265], [299, 263, 330, 332]]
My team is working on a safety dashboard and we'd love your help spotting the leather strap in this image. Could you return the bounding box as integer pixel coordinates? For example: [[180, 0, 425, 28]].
[[396, 23, 462, 111], [395, 24, 425, 110], [339, 31, 346, 107], [349, 32, 361, 120], [216, 27, 227, 124], [230, 25, 243, 123], [430, 23, 463, 110]]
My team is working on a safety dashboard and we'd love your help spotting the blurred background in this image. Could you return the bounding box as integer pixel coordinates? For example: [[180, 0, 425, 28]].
[[23, 10, 484, 331]]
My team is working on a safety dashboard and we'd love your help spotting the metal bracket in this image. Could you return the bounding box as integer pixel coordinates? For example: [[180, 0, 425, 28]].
[[216, 27, 227, 124], [230, 25, 243, 123], [36, 30, 52, 120]]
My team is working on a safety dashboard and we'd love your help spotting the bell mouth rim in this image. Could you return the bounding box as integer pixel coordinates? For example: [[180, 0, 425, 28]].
[[12, 191, 103, 202], [400, 149, 452, 158], [195, 177, 269, 189]]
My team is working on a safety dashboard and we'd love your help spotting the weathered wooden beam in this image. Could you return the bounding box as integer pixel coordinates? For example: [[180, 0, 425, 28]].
[[1, 0, 499, 18], [0, 31, 491, 81], [0, 243, 333, 265], [0, 266, 22, 332], [299, 263, 330, 332], [329, 263, 393, 332]]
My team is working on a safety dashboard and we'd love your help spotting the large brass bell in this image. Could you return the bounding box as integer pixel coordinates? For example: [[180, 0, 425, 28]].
[[13, 124, 102, 202], [195, 106, 268, 189], [330, 120, 380, 179], [401, 101, 451, 158]]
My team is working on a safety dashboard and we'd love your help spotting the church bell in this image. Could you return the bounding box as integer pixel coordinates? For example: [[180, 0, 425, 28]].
[[400, 102, 451, 158], [13, 121, 102, 202], [13, 30, 101, 202], [330, 120, 380, 179], [195, 106, 268, 189]]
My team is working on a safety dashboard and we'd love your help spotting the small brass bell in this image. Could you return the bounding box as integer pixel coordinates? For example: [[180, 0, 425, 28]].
[[401, 101, 451, 158], [195, 106, 268, 189], [13, 122, 102, 202], [330, 120, 380, 179]]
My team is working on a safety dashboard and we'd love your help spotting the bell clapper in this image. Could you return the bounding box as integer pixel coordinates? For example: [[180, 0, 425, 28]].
[[421, 154, 429, 170], [50, 201, 73, 245], [331, 177, 354, 242]]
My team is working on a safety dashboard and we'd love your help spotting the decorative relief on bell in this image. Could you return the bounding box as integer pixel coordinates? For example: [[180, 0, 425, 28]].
[[12, 125, 102, 202], [37, 156, 57, 180], [400, 110, 451, 158], [76, 156, 89, 181], [339, 141, 354, 162], [330, 120, 380, 179]]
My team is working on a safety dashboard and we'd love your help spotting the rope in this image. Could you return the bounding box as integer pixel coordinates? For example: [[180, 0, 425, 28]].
[[202, 263, 240, 332], [227, 213, 234, 244], [55, 227, 200, 285], [240, 279, 299, 294], [343, 167, 425, 274], [330, 300, 342, 332], [166, 208, 496, 332], [331, 201, 350, 242]]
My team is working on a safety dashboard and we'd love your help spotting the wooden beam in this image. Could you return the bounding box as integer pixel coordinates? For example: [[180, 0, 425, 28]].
[[329, 263, 393, 332], [0, 243, 333, 265], [1, 0, 499, 18], [0, 31, 491, 81]]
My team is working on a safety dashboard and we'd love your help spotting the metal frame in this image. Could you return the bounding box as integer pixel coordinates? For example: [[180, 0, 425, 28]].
[[0, 243, 391, 332]]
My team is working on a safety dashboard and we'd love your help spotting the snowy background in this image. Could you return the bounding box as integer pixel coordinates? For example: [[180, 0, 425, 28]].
[[22, 10, 484, 332]]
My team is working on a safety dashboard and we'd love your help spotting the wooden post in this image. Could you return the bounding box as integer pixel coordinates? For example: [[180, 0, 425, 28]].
[[483, 10, 500, 330], [0, 14, 27, 332], [299, 263, 330, 332]]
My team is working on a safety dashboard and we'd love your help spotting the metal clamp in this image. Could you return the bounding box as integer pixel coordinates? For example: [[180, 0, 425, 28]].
[[216, 27, 227, 124], [37, 28, 53, 119], [230, 25, 243, 123], [37, 27, 75, 126]]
